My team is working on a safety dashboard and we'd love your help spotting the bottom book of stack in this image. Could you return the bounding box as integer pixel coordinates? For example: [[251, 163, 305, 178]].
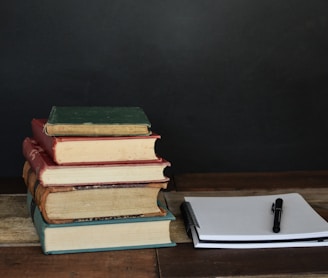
[[27, 192, 176, 254]]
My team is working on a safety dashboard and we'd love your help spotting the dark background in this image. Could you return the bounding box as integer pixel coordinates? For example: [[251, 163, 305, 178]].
[[1, 0, 328, 177]]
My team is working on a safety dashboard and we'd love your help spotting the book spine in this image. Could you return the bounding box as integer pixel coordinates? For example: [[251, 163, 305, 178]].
[[23, 161, 75, 224], [22, 137, 49, 182], [26, 191, 47, 254], [22, 161, 39, 200], [31, 118, 56, 161]]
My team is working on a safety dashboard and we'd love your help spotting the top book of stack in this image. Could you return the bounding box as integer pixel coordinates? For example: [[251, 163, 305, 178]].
[[43, 106, 151, 136]]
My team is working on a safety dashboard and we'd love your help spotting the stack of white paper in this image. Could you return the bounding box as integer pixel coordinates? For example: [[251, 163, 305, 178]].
[[182, 193, 328, 248]]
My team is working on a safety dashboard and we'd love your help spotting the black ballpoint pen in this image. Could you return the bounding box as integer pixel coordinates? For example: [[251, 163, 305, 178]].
[[272, 198, 283, 233]]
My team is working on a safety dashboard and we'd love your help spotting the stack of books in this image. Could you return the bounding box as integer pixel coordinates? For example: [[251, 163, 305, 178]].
[[22, 106, 175, 254]]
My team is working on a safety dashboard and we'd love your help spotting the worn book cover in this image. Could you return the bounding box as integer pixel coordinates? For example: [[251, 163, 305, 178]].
[[23, 162, 168, 224], [44, 106, 151, 136], [22, 137, 170, 186], [27, 192, 176, 254], [33, 118, 160, 164]]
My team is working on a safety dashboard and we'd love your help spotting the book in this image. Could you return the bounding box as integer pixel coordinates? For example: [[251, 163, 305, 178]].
[[44, 106, 151, 136], [181, 193, 328, 248], [32, 118, 161, 165], [22, 137, 170, 186], [27, 192, 176, 254], [23, 163, 168, 224]]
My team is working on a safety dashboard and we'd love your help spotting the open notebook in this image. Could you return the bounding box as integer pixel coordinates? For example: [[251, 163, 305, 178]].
[[181, 193, 328, 248]]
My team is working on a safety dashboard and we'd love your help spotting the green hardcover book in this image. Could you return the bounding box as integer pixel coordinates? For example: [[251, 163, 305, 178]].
[[44, 106, 151, 136], [27, 192, 176, 255]]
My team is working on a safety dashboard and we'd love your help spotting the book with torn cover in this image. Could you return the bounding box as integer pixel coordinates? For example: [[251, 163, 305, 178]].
[[181, 193, 328, 248]]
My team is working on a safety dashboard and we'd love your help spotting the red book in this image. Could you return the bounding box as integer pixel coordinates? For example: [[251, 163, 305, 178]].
[[22, 137, 170, 186], [32, 119, 161, 165]]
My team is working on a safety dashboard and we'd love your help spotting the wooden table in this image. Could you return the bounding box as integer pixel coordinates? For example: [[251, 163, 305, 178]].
[[1, 172, 328, 277]]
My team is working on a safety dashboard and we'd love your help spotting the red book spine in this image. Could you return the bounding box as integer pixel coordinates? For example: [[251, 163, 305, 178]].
[[31, 118, 57, 161], [22, 137, 51, 182]]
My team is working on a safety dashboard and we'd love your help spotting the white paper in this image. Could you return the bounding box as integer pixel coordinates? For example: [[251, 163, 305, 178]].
[[184, 193, 328, 248]]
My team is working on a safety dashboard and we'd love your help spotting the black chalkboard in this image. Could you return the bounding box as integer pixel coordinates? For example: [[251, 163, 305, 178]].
[[1, 0, 328, 176]]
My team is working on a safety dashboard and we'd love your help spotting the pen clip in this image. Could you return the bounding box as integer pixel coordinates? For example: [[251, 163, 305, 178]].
[[271, 201, 283, 213], [271, 202, 275, 214]]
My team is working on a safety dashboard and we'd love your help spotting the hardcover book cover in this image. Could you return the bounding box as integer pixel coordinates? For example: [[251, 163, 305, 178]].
[[44, 106, 151, 136], [22, 137, 170, 186], [32, 118, 160, 164], [23, 162, 168, 224], [27, 192, 176, 254]]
